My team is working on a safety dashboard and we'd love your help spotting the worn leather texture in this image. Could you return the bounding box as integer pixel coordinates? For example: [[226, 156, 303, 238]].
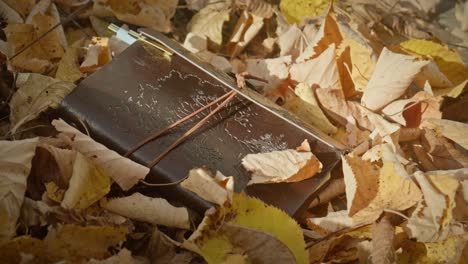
[[58, 41, 341, 218]]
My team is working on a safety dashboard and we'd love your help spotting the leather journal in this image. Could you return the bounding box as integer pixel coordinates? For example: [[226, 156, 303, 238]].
[[58, 27, 343, 218]]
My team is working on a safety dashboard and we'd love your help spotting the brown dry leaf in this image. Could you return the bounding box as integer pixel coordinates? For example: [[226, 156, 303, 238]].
[[38, 144, 76, 187], [147, 226, 198, 263], [397, 234, 468, 264], [371, 215, 395, 264], [94, 0, 177, 33], [0, 1, 23, 23], [89, 16, 113, 38], [343, 144, 422, 223], [24, 0, 50, 23], [181, 168, 233, 206], [361, 48, 429, 111], [237, 0, 274, 18], [308, 178, 345, 208], [296, 6, 343, 62], [425, 118, 468, 150], [56, 47, 84, 83], [420, 128, 468, 170], [44, 224, 128, 261], [30, 6, 65, 59], [61, 152, 111, 210], [80, 37, 112, 73], [101, 192, 190, 229], [290, 44, 342, 90], [66, 27, 95, 47], [283, 83, 337, 134], [414, 60, 453, 89], [187, 2, 231, 45], [406, 171, 460, 242], [2, 0, 35, 18], [52, 119, 149, 190], [0, 138, 38, 243], [382, 98, 420, 127], [9, 73, 75, 133], [4, 23, 50, 73], [241, 147, 322, 185], [227, 10, 264, 58], [315, 87, 350, 126], [0, 236, 48, 263]]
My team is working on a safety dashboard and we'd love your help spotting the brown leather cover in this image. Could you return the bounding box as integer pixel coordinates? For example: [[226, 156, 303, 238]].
[[58, 40, 342, 218]]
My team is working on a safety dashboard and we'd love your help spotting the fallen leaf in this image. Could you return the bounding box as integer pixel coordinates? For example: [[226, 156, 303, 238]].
[[425, 118, 468, 150], [183, 32, 208, 53], [307, 210, 354, 233], [61, 152, 111, 210], [52, 119, 150, 191], [80, 37, 112, 73], [245, 55, 292, 92], [0, 1, 23, 24], [242, 148, 322, 185], [9, 73, 75, 133], [315, 87, 350, 126], [2, 0, 35, 18], [181, 167, 233, 206], [146, 226, 197, 263], [283, 83, 337, 134], [101, 192, 190, 229], [290, 44, 342, 90], [434, 79, 468, 98], [414, 60, 453, 89], [197, 50, 232, 72], [187, 3, 230, 45], [44, 224, 128, 261], [308, 178, 345, 208], [4, 23, 50, 73], [31, 7, 65, 59], [185, 193, 309, 264], [237, 0, 274, 18], [277, 23, 303, 58], [0, 236, 47, 263], [371, 215, 395, 264], [89, 16, 113, 38], [25, 0, 50, 24], [361, 48, 429, 111], [420, 128, 468, 170], [0, 138, 38, 243], [280, 0, 330, 24], [406, 171, 460, 242], [95, 0, 177, 33], [399, 39, 468, 86], [227, 10, 264, 58], [56, 47, 84, 83], [397, 234, 468, 264]]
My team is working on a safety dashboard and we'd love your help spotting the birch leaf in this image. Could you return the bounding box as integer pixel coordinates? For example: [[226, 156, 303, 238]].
[[101, 192, 190, 229], [181, 168, 233, 206], [426, 119, 468, 150], [290, 44, 342, 90], [361, 48, 429, 111], [61, 153, 111, 210], [283, 83, 337, 134], [9, 73, 75, 133], [52, 119, 150, 190], [242, 148, 322, 185], [0, 138, 38, 243], [185, 193, 308, 264], [187, 4, 230, 45], [400, 39, 468, 86]]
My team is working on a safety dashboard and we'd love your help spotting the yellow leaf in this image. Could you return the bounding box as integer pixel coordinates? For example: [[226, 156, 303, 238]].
[[61, 152, 111, 210], [44, 224, 128, 261], [52, 119, 150, 191], [0, 236, 47, 264], [186, 193, 309, 264], [45, 181, 65, 203], [56, 47, 84, 83], [0, 138, 38, 243], [433, 79, 468, 98], [400, 39, 468, 86], [280, 0, 331, 24]]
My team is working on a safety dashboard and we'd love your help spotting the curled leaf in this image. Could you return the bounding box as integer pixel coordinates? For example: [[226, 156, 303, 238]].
[[101, 192, 190, 229], [52, 119, 150, 190], [181, 168, 233, 206]]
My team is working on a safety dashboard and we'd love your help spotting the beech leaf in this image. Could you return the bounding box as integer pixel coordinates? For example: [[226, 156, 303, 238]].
[[52, 119, 150, 190]]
